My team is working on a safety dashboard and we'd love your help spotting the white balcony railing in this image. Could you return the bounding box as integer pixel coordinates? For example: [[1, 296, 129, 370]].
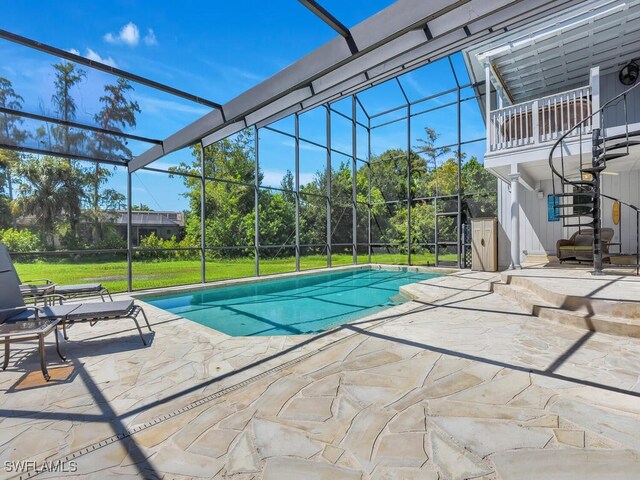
[[488, 85, 593, 152]]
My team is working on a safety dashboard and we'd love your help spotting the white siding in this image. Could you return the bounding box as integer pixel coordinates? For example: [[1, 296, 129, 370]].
[[494, 70, 640, 267], [498, 178, 571, 267], [498, 174, 640, 267], [601, 70, 640, 127], [601, 170, 640, 257]]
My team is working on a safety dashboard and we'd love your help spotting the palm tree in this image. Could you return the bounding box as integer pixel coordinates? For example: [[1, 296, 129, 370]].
[[13, 155, 85, 248]]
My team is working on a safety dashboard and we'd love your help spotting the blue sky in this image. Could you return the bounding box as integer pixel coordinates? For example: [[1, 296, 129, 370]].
[[1, 1, 486, 211]]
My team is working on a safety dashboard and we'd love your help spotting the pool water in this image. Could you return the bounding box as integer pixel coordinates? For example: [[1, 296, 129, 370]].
[[146, 268, 439, 336]]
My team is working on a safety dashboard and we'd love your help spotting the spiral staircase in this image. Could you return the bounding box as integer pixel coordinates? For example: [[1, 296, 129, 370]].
[[549, 80, 640, 275]]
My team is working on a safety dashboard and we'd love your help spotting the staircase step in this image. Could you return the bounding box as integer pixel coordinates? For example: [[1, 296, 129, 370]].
[[561, 178, 594, 185], [598, 152, 628, 161], [553, 203, 593, 209], [563, 222, 594, 228], [557, 213, 594, 219], [602, 130, 640, 142], [493, 276, 640, 338], [580, 165, 606, 174], [555, 192, 595, 198], [599, 140, 640, 152]]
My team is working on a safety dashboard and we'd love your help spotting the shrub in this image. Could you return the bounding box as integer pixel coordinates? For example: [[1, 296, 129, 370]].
[[138, 233, 199, 261], [94, 230, 127, 250], [0, 228, 44, 253]]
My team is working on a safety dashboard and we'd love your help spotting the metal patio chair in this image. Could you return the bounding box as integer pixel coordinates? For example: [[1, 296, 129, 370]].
[[0, 253, 153, 347], [0, 243, 113, 303]]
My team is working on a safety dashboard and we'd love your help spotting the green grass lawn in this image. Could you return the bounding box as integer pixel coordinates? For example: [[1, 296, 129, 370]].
[[14, 252, 456, 293]]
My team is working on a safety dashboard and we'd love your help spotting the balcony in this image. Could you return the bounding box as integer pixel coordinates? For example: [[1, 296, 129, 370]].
[[486, 67, 600, 154]]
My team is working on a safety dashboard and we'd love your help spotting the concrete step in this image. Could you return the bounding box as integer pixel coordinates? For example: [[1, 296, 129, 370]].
[[493, 280, 640, 338], [523, 254, 557, 265], [501, 272, 640, 321]]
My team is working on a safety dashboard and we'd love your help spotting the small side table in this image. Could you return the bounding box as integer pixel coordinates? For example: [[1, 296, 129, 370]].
[[1, 319, 66, 381]]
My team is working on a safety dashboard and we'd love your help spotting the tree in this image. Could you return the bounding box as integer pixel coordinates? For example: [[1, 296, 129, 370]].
[[86, 77, 140, 241], [171, 130, 257, 254], [413, 128, 452, 198], [0, 77, 28, 228], [461, 155, 497, 221], [51, 62, 86, 155], [49, 62, 87, 243], [280, 170, 295, 202], [132, 203, 152, 211], [169, 124, 496, 260], [0, 150, 18, 228], [0, 77, 28, 150], [13, 155, 86, 247]]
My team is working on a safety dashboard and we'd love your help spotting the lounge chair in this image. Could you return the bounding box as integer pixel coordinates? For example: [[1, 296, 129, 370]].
[[0, 243, 112, 302], [0, 256, 153, 346]]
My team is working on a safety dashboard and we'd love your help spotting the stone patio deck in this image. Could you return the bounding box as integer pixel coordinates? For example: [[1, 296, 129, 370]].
[[1, 269, 640, 479]]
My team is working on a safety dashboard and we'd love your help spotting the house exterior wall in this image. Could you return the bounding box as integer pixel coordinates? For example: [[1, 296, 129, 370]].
[[493, 67, 640, 268], [497, 172, 640, 268], [497, 179, 563, 267], [601, 69, 640, 127]]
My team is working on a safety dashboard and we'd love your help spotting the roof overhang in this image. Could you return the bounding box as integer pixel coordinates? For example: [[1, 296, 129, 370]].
[[464, 0, 640, 103], [130, 0, 584, 172]]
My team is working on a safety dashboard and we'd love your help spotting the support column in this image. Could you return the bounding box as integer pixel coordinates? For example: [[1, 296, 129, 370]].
[[200, 141, 206, 283], [485, 62, 492, 144], [326, 105, 332, 268], [351, 96, 357, 264], [367, 117, 372, 263], [406, 104, 412, 265], [509, 170, 521, 270], [295, 113, 301, 272], [254, 126, 260, 276], [127, 171, 133, 292]]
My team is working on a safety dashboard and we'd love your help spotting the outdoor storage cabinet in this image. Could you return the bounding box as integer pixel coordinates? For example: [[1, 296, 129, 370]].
[[471, 218, 498, 272]]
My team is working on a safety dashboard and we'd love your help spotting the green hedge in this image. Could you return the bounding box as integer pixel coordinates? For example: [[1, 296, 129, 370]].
[[0, 228, 44, 253]]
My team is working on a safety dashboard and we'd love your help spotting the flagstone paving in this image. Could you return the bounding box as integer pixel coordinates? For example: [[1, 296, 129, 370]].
[[1, 270, 640, 479]]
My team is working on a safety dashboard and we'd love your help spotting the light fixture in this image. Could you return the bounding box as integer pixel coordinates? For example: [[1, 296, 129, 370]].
[[619, 61, 639, 86]]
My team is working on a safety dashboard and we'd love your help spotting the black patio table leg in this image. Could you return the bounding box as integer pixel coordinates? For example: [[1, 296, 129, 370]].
[[38, 335, 50, 381], [54, 328, 66, 362], [2, 341, 8, 371], [62, 320, 69, 340]]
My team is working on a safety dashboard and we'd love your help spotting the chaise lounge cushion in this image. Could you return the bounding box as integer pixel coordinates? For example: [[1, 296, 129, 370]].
[[55, 284, 103, 295], [65, 300, 134, 321], [7, 304, 80, 322], [19, 284, 56, 296]]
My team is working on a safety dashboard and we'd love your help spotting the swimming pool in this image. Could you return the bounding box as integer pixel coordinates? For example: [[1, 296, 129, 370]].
[[145, 267, 439, 336]]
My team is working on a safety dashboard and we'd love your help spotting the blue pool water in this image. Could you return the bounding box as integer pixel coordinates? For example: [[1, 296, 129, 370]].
[[145, 268, 439, 336]]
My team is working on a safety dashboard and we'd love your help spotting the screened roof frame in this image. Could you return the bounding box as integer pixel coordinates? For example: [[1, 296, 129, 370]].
[[130, 0, 584, 171], [0, 0, 585, 171], [0, 28, 223, 166]]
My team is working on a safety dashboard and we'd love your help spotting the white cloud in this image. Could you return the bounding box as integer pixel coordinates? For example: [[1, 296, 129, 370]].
[[85, 48, 117, 67], [143, 28, 158, 46], [104, 22, 140, 47], [67, 47, 117, 67], [135, 93, 211, 116]]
